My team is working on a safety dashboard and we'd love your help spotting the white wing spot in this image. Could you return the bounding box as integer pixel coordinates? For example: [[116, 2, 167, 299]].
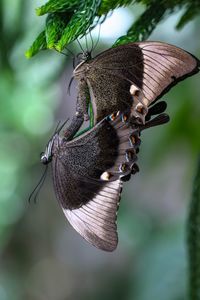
[[101, 171, 111, 181], [130, 84, 140, 96]]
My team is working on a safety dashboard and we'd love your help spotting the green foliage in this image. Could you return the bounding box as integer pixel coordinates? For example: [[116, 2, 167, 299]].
[[176, 2, 200, 30], [36, 0, 79, 16], [97, 0, 134, 15], [114, 2, 167, 45], [26, 0, 200, 57], [188, 157, 200, 300], [46, 13, 72, 49], [56, 0, 101, 51], [36, 0, 133, 16], [25, 31, 47, 58]]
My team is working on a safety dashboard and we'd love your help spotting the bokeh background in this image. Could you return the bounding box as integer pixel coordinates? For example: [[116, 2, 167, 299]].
[[0, 1, 200, 299]]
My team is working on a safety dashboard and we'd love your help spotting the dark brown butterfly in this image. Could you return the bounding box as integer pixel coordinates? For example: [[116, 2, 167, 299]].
[[65, 41, 199, 137], [40, 107, 169, 251]]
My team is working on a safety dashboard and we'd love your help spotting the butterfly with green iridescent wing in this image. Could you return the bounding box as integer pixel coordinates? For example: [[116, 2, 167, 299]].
[[65, 41, 199, 137], [39, 104, 168, 251]]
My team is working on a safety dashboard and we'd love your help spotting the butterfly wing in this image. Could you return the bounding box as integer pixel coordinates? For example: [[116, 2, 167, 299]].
[[52, 114, 140, 251], [83, 41, 199, 122], [53, 157, 122, 251]]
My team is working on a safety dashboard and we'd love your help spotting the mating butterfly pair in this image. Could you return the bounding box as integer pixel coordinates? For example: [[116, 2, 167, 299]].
[[39, 41, 199, 251]]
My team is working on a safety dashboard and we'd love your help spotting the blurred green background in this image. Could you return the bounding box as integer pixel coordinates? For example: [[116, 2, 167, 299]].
[[0, 1, 200, 300]]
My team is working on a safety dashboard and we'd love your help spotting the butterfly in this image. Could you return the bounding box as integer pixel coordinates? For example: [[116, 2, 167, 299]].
[[65, 41, 199, 138], [33, 41, 199, 251], [40, 105, 169, 251]]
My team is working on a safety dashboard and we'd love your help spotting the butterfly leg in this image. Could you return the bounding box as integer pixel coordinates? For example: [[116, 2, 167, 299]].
[[77, 78, 90, 122], [63, 79, 90, 140], [63, 113, 84, 140]]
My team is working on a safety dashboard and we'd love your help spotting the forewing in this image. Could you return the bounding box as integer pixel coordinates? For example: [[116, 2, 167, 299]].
[[52, 114, 140, 251], [86, 41, 199, 122]]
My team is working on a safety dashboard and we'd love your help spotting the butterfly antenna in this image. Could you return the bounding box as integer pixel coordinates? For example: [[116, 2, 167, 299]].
[[52, 118, 69, 137], [77, 38, 85, 55], [33, 166, 48, 204], [73, 56, 76, 69], [85, 33, 89, 53], [57, 118, 70, 133], [55, 48, 71, 58], [67, 76, 74, 95], [54, 120, 61, 134], [93, 24, 101, 52], [28, 165, 48, 204], [55, 47, 75, 61], [89, 29, 94, 54], [65, 47, 75, 57]]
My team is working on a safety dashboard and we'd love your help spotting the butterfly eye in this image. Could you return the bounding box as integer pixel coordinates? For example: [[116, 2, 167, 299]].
[[40, 152, 49, 165]]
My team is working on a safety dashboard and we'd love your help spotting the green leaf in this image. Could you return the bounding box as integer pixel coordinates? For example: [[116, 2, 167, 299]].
[[56, 0, 101, 52], [176, 3, 200, 30], [46, 13, 71, 49], [25, 30, 47, 58], [36, 0, 79, 16], [114, 2, 167, 46], [37, 0, 135, 17], [28, 0, 200, 57], [98, 0, 134, 16]]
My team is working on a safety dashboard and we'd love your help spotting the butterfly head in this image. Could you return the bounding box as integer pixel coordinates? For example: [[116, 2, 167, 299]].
[[80, 51, 92, 62], [74, 51, 92, 74], [29, 135, 57, 204], [40, 153, 49, 165], [40, 119, 69, 165], [40, 136, 56, 165], [29, 120, 68, 204]]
